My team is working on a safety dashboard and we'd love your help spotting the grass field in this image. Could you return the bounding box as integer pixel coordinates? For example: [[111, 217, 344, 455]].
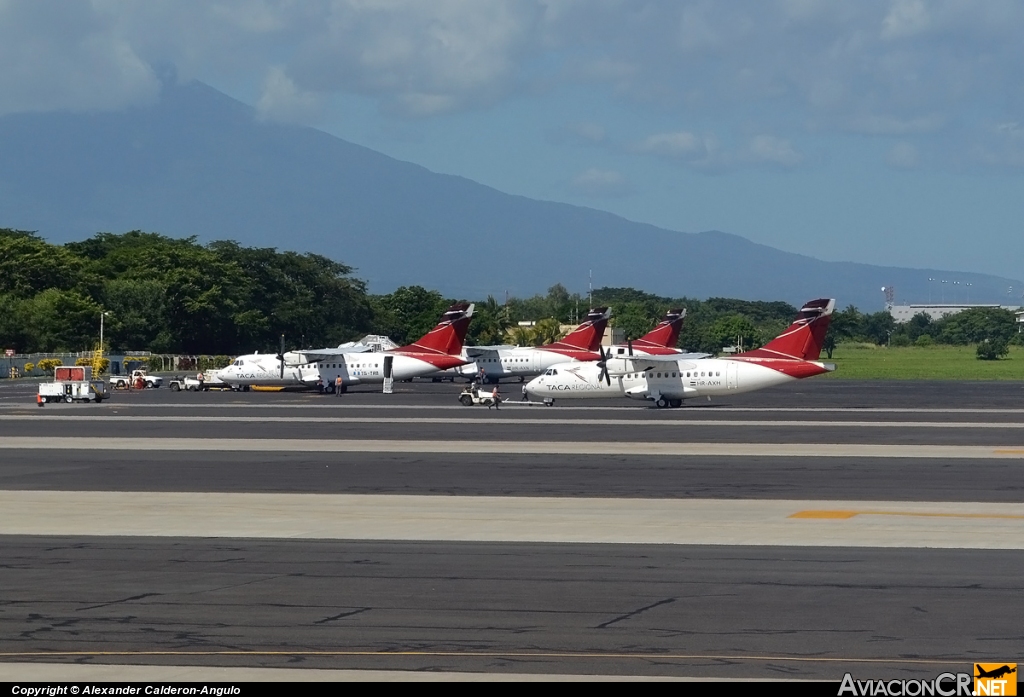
[[823, 343, 1024, 380]]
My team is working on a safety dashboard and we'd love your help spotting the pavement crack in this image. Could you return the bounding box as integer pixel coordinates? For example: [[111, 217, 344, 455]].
[[595, 597, 675, 629], [314, 607, 371, 625], [77, 592, 162, 612]]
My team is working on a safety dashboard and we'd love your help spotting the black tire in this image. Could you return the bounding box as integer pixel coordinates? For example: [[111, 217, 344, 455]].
[[669, 399, 682, 408], [65, 395, 73, 404], [459, 394, 473, 406], [171, 383, 181, 392], [242, 385, 250, 392], [656, 398, 668, 408]]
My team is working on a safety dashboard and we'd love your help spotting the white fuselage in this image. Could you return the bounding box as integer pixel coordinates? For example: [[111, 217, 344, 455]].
[[451, 344, 679, 382], [217, 354, 322, 387], [218, 352, 464, 387], [525, 357, 821, 402]]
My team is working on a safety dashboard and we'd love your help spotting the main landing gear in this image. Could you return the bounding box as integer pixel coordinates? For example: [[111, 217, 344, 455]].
[[654, 398, 683, 409]]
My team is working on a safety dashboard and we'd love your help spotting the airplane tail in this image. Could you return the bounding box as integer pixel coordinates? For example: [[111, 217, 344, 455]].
[[393, 303, 475, 355], [633, 308, 685, 349], [739, 299, 835, 361], [545, 307, 611, 351]]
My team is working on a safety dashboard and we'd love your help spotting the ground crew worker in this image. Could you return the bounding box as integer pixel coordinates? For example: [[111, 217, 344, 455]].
[[521, 383, 528, 401], [335, 375, 343, 396], [490, 385, 500, 410]]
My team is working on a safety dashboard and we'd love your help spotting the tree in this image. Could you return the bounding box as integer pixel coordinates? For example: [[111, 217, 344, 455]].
[[466, 296, 511, 346], [976, 338, 1009, 360], [371, 286, 450, 345], [708, 314, 761, 353], [612, 302, 658, 342]]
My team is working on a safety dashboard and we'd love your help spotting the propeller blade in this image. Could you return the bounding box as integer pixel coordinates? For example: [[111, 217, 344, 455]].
[[597, 345, 610, 385], [627, 338, 633, 357], [278, 334, 285, 379]]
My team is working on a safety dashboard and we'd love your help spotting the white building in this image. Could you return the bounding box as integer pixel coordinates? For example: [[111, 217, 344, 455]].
[[889, 304, 1021, 324]]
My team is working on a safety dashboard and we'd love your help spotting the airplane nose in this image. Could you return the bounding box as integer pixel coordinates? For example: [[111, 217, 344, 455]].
[[525, 376, 543, 396]]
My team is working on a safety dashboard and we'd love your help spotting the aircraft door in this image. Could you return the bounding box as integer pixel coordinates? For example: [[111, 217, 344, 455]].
[[727, 361, 738, 390], [382, 355, 394, 394], [532, 352, 541, 374]]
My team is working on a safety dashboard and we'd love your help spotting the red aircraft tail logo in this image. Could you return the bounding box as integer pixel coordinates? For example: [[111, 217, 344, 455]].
[[633, 309, 686, 349], [544, 307, 611, 352], [739, 299, 835, 361], [393, 303, 475, 356]]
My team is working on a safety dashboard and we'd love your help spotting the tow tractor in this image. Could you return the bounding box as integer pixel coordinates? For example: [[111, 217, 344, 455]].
[[458, 385, 502, 407], [38, 366, 107, 404]]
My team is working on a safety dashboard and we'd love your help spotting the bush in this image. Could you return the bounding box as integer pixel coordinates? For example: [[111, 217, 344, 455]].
[[891, 334, 911, 347], [976, 338, 1009, 360], [915, 335, 934, 347], [22, 362, 34, 374], [36, 358, 62, 374]]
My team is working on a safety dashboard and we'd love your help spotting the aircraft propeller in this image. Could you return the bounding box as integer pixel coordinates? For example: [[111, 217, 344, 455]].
[[597, 345, 611, 386], [276, 334, 285, 379]]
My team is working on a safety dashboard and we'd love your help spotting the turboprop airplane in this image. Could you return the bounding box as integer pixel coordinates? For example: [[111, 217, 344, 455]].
[[216, 336, 372, 391], [454, 307, 611, 384], [218, 303, 475, 392], [445, 306, 698, 383], [525, 298, 836, 407]]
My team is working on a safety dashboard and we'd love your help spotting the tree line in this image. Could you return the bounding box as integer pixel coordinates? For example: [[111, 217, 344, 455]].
[[2, 228, 1019, 357]]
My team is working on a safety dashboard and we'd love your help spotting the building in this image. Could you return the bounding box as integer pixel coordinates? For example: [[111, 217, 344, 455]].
[[889, 304, 1021, 324]]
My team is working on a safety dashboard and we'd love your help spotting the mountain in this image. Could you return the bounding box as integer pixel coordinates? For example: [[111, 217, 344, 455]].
[[1, 80, 1019, 310]]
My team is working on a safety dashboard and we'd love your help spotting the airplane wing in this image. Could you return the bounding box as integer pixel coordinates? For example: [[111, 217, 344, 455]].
[[466, 345, 518, 357], [297, 345, 374, 362], [607, 353, 711, 374]]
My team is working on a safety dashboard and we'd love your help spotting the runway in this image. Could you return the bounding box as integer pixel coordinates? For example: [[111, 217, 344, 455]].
[[0, 379, 1022, 680]]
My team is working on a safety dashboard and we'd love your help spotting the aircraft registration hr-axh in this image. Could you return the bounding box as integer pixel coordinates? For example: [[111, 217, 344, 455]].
[[525, 298, 836, 407], [218, 303, 475, 391]]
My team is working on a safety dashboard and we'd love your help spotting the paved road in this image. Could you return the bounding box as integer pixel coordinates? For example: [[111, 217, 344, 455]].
[[0, 378, 1021, 680]]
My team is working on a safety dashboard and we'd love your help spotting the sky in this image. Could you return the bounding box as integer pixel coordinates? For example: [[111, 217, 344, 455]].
[[2, 0, 1024, 281]]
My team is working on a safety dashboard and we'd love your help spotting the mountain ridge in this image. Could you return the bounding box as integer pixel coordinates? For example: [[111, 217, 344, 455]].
[[0, 79, 1019, 310]]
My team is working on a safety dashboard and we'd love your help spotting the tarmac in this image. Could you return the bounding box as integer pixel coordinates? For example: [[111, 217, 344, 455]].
[[0, 378, 1022, 680]]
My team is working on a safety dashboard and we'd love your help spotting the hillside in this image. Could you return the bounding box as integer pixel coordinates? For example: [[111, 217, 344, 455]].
[[0, 80, 1018, 309]]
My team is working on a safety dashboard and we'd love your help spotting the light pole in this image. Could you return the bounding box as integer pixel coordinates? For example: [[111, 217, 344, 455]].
[[965, 282, 972, 304], [953, 281, 960, 304], [941, 280, 947, 303], [99, 311, 110, 362], [928, 277, 935, 303]]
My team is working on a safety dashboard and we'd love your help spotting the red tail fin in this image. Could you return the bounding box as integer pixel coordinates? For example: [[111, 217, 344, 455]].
[[739, 299, 835, 360], [393, 303, 475, 355], [544, 307, 611, 352], [633, 308, 685, 349]]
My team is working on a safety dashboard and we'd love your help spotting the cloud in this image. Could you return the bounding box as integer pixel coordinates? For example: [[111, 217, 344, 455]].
[[886, 141, 920, 169], [3, 0, 1024, 172], [632, 131, 802, 171], [0, 1, 159, 115], [568, 168, 633, 198], [256, 66, 321, 124], [746, 135, 803, 167], [880, 0, 931, 40], [634, 131, 708, 160]]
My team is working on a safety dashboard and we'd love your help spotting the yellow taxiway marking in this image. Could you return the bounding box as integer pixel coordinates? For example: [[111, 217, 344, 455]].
[[0, 650, 962, 666], [993, 449, 1024, 454], [790, 510, 1024, 520]]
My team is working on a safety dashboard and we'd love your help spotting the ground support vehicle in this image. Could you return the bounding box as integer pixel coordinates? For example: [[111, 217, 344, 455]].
[[168, 376, 203, 392], [109, 369, 162, 390], [168, 374, 235, 392], [458, 385, 502, 408], [38, 366, 107, 404]]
